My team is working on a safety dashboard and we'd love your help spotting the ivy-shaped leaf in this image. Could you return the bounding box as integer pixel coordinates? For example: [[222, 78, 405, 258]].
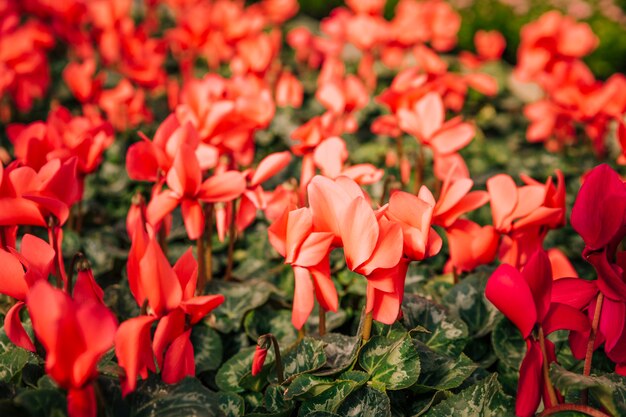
[[216, 347, 263, 393], [550, 364, 626, 416], [358, 334, 420, 390], [314, 333, 360, 376], [0, 348, 37, 383], [442, 268, 499, 338], [191, 321, 223, 373], [264, 384, 292, 413], [414, 341, 477, 392], [131, 377, 221, 417], [284, 374, 334, 400], [424, 374, 514, 416], [13, 389, 67, 417], [491, 318, 525, 370], [298, 382, 359, 417], [218, 392, 245, 417], [281, 337, 327, 381], [208, 280, 275, 333], [243, 306, 298, 346], [402, 294, 469, 357], [336, 385, 391, 417]]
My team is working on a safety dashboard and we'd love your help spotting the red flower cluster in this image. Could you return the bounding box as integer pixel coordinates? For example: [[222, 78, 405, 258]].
[[516, 11, 626, 158]]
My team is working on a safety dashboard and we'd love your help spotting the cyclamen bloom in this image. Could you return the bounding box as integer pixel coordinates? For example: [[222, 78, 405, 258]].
[[117, 225, 224, 394], [569, 164, 626, 374], [27, 280, 117, 417], [486, 250, 590, 417], [487, 170, 565, 268], [269, 175, 440, 328], [0, 234, 55, 351]]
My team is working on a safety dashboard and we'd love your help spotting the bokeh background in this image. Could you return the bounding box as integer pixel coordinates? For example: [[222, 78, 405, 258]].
[[297, 0, 626, 78]]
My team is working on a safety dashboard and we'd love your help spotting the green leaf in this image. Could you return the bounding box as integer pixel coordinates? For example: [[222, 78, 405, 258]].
[[103, 282, 140, 322], [264, 384, 292, 413], [284, 375, 334, 400], [550, 364, 626, 416], [190, 322, 223, 373], [208, 280, 275, 333], [358, 334, 420, 390], [298, 378, 366, 416], [414, 342, 477, 392], [216, 347, 257, 393], [131, 377, 221, 417], [218, 392, 245, 417], [401, 294, 469, 357], [314, 333, 360, 376], [0, 347, 37, 383], [336, 385, 392, 417], [243, 306, 298, 346], [282, 337, 327, 381], [442, 268, 499, 338], [408, 391, 451, 417], [14, 389, 67, 417], [424, 374, 514, 416], [491, 318, 525, 370]]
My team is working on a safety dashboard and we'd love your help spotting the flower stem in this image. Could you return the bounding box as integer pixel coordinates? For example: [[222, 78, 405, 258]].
[[362, 311, 374, 342], [318, 307, 326, 337], [196, 234, 206, 295], [413, 145, 425, 195], [158, 224, 168, 258], [539, 404, 610, 417], [261, 334, 284, 384], [225, 200, 238, 281], [68, 252, 86, 296], [47, 217, 67, 289], [204, 203, 214, 283], [582, 292, 604, 404], [538, 326, 559, 407], [379, 175, 395, 206]]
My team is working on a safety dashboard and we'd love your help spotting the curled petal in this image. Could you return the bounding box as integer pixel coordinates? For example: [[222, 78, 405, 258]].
[[5, 302, 35, 352]]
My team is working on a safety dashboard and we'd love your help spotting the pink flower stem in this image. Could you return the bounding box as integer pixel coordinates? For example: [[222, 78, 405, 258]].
[[539, 404, 610, 417], [413, 145, 425, 195], [538, 326, 559, 407], [582, 292, 604, 404], [47, 217, 67, 290], [225, 199, 238, 282]]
